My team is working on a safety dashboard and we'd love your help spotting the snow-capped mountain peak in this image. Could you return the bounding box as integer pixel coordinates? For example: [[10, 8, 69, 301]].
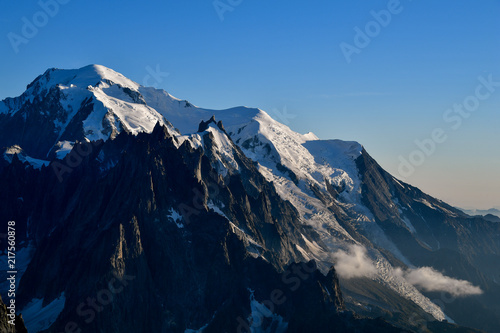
[[31, 64, 140, 95], [0, 65, 182, 160]]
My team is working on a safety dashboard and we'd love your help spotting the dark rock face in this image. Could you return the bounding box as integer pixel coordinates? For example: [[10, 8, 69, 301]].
[[197, 115, 226, 134], [0, 124, 403, 332], [0, 87, 91, 160], [0, 296, 27, 333], [0, 295, 16, 333]]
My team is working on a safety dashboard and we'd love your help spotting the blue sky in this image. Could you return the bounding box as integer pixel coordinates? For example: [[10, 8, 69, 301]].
[[1, 0, 499, 209]]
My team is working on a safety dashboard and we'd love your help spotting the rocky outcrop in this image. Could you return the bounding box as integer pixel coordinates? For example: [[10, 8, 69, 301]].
[[197, 115, 226, 134], [0, 295, 27, 333]]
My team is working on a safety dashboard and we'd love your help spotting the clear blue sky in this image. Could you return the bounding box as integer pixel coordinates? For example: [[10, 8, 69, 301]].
[[1, 0, 499, 209]]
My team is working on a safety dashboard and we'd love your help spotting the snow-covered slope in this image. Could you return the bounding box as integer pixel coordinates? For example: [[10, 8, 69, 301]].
[[3, 145, 49, 169]]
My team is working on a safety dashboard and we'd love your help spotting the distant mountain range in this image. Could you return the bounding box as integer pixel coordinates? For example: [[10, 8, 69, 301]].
[[1, 65, 498, 333], [460, 208, 500, 220]]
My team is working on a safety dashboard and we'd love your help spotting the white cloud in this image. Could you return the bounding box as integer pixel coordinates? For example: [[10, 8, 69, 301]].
[[395, 267, 483, 297], [331, 244, 377, 279]]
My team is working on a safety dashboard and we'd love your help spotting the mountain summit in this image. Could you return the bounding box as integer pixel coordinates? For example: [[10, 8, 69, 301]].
[[1, 65, 499, 333]]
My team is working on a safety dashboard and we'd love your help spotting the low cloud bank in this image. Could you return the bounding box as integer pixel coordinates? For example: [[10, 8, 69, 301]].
[[331, 245, 483, 298], [395, 266, 483, 297], [331, 244, 377, 279]]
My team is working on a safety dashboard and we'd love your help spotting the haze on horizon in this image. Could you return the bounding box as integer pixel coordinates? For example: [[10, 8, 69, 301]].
[[0, 0, 498, 209]]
